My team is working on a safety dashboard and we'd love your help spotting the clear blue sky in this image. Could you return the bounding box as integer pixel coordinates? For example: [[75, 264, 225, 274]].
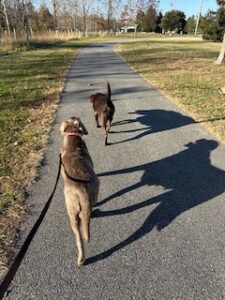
[[34, 0, 219, 19], [158, 0, 219, 17]]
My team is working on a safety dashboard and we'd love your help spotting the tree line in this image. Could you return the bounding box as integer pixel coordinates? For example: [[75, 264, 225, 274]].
[[135, 0, 225, 41], [0, 0, 224, 41]]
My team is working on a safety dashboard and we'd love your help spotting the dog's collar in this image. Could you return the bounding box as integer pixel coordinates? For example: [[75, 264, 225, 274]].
[[64, 132, 83, 139]]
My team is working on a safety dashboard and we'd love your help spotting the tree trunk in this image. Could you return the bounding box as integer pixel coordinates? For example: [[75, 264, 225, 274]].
[[53, 0, 58, 29], [2, 0, 11, 35], [82, 3, 87, 34], [215, 33, 225, 65], [23, 14, 30, 49], [107, 0, 112, 32]]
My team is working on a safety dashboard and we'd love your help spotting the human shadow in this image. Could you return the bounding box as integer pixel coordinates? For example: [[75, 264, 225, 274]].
[[87, 139, 225, 265], [111, 109, 194, 144]]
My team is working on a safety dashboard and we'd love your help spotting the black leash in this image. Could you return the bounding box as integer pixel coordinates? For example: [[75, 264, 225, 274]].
[[0, 155, 63, 299]]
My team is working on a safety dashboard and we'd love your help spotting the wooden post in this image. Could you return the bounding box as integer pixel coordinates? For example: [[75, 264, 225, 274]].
[[219, 86, 225, 95], [30, 27, 34, 38], [13, 28, 16, 41], [55, 30, 59, 40], [215, 33, 225, 65], [134, 24, 138, 38]]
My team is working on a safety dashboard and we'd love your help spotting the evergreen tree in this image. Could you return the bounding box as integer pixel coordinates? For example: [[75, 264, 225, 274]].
[[202, 5, 225, 41], [155, 12, 163, 33], [161, 10, 186, 33]]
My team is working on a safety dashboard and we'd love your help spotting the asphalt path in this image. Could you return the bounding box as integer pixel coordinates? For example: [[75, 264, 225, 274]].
[[3, 42, 225, 300]]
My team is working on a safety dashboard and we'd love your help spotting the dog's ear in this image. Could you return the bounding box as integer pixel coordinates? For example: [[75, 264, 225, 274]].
[[59, 120, 69, 134], [79, 121, 88, 135]]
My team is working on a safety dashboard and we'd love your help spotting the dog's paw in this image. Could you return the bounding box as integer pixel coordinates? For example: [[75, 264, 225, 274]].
[[77, 258, 85, 268]]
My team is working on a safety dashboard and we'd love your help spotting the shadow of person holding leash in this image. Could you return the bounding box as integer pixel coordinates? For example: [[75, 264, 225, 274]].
[[88, 139, 225, 265]]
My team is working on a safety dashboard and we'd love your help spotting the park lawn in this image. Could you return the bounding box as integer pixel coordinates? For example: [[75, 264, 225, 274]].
[[117, 35, 225, 142]]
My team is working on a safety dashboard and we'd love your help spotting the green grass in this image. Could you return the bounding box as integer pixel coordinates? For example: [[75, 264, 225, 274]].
[[117, 35, 225, 140]]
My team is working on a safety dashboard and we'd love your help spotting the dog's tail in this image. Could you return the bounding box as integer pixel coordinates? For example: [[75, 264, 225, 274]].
[[107, 81, 111, 103]]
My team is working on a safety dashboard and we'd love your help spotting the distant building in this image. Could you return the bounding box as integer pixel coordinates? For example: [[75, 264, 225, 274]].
[[119, 26, 136, 33]]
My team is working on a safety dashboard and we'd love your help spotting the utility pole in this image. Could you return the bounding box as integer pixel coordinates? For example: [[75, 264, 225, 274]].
[[107, 0, 113, 32], [170, 0, 175, 10], [194, 0, 204, 36]]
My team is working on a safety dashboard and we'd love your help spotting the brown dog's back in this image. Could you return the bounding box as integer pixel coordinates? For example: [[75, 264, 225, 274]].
[[91, 93, 107, 112]]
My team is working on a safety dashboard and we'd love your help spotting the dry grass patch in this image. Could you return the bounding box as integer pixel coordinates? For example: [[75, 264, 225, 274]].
[[117, 35, 225, 141]]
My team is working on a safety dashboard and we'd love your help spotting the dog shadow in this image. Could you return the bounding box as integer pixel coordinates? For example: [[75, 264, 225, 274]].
[[87, 139, 225, 265], [110, 109, 194, 144]]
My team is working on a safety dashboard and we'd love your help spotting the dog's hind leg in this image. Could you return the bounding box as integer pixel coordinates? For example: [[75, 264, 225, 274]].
[[79, 192, 91, 243], [65, 194, 85, 267], [80, 211, 90, 243], [104, 132, 108, 146], [107, 120, 112, 133], [95, 112, 101, 128], [102, 114, 108, 145], [68, 213, 85, 267], [93, 178, 100, 207]]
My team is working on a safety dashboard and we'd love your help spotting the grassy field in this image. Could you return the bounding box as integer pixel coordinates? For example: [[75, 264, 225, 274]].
[[117, 35, 225, 142]]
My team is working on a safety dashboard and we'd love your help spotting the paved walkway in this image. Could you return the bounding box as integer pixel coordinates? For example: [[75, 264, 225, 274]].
[[4, 42, 225, 300]]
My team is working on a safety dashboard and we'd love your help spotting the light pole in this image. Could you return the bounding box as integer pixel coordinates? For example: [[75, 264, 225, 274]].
[[194, 0, 204, 36], [170, 0, 175, 10]]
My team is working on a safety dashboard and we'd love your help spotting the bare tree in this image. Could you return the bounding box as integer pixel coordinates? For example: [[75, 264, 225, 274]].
[[68, 0, 78, 31], [124, 0, 159, 36], [1, 0, 11, 34], [52, 0, 60, 28], [107, 0, 112, 31], [23, 2, 29, 47], [81, 0, 95, 34]]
